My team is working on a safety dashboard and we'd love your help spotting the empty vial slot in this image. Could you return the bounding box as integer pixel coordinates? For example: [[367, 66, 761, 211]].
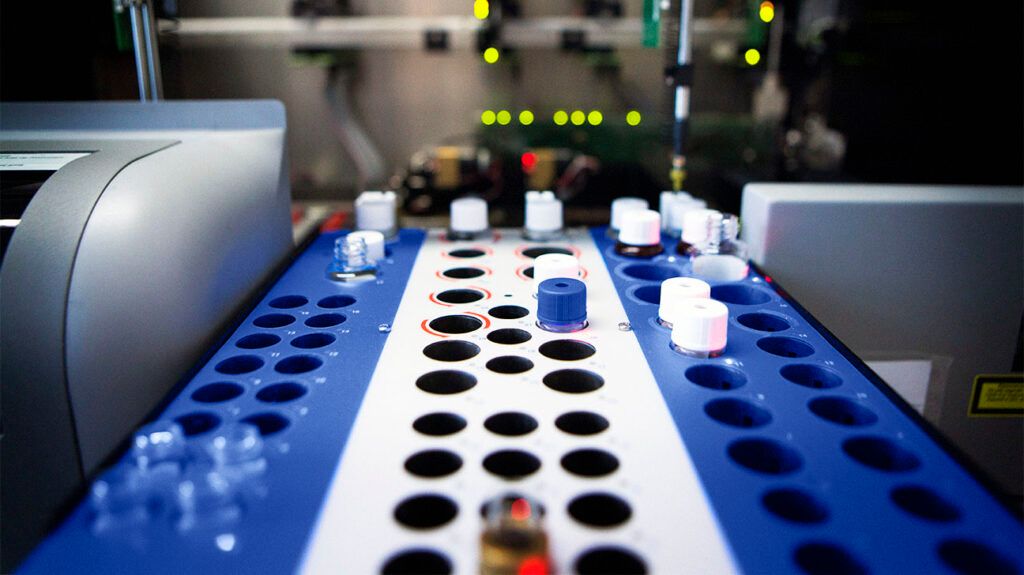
[[191, 382, 244, 404], [447, 248, 486, 258], [487, 328, 532, 345], [761, 488, 829, 524], [393, 494, 459, 529], [710, 284, 772, 305], [567, 493, 632, 528], [780, 364, 842, 389], [793, 542, 868, 575], [728, 438, 803, 475], [435, 289, 485, 304], [416, 370, 477, 395], [575, 547, 648, 575], [255, 382, 307, 404], [423, 340, 480, 362], [539, 340, 596, 361], [291, 332, 336, 349], [305, 313, 346, 328], [620, 263, 682, 282], [555, 412, 610, 436], [486, 356, 534, 374], [215, 355, 264, 375], [543, 369, 604, 394], [808, 397, 878, 427], [631, 284, 661, 305], [442, 267, 486, 279], [842, 436, 921, 472], [274, 355, 323, 374], [890, 485, 961, 522], [522, 246, 573, 259], [268, 295, 308, 309], [413, 412, 467, 436], [704, 398, 772, 428], [236, 333, 281, 349], [484, 412, 539, 436], [489, 305, 530, 320], [737, 312, 791, 332], [404, 449, 463, 478], [241, 412, 290, 436], [561, 449, 620, 477], [318, 295, 356, 309], [482, 449, 541, 479], [429, 315, 483, 334], [253, 313, 295, 328], [938, 539, 1019, 575], [684, 364, 748, 391], [381, 548, 453, 575], [522, 266, 535, 279], [757, 337, 815, 358], [174, 412, 222, 437]]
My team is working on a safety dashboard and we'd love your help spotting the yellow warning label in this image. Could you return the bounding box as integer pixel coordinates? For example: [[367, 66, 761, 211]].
[[968, 374, 1024, 417]]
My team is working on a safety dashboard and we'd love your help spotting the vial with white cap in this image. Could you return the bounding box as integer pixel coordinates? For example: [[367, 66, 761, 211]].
[[523, 191, 564, 241], [666, 198, 708, 238], [658, 277, 711, 328], [675, 208, 720, 254], [670, 298, 729, 358], [346, 230, 386, 263], [449, 196, 489, 240], [608, 197, 648, 238], [532, 253, 580, 296], [614, 209, 664, 257], [684, 211, 749, 282], [354, 191, 397, 238], [658, 191, 692, 231]]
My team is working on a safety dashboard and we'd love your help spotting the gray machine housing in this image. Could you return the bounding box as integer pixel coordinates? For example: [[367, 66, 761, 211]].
[[1, 101, 294, 567]]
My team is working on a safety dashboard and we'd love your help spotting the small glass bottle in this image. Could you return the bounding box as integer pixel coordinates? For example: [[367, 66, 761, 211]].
[[480, 495, 550, 575], [614, 209, 664, 257], [685, 212, 749, 282]]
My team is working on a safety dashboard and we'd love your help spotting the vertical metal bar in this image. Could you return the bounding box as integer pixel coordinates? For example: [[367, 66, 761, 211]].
[[140, 0, 164, 100], [127, 3, 151, 101]]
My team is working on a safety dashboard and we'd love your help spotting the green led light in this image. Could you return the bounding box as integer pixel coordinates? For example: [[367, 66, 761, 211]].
[[570, 110, 586, 126], [483, 47, 500, 64], [496, 110, 512, 125], [481, 110, 496, 125], [626, 110, 642, 126], [519, 110, 535, 125], [587, 110, 603, 126], [553, 110, 569, 125]]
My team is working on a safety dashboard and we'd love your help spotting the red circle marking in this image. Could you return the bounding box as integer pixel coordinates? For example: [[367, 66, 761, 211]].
[[427, 292, 454, 307], [420, 319, 447, 337], [464, 311, 491, 329]]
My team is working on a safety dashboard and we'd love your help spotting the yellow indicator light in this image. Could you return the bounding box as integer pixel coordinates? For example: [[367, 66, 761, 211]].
[[483, 47, 500, 64], [496, 110, 512, 125], [519, 110, 535, 125], [745, 48, 761, 66], [481, 110, 496, 125], [474, 0, 490, 20], [553, 110, 568, 125], [587, 110, 603, 126], [626, 110, 642, 126], [759, 2, 774, 23], [570, 110, 586, 126]]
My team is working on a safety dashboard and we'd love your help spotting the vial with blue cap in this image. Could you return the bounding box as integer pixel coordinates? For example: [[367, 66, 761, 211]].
[[536, 278, 587, 333]]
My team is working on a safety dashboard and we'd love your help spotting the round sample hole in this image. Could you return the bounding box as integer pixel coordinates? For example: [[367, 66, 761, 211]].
[[794, 542, 868, 575], [255, 382, 307, 404], [632, 284, 661, 304], [842, 436, 921, 472], [684, 364, 747, 391], [762, 488, 829, 524], [561, 448, 620, 477], [416, 370, 477, 395], [758, 337, 815, 358], [728, 438, 803, 475], [305, 313, 346, 328], [253, 313, 295, 328], [174, 412, 221, 436], [523, 266, 535, 279], [809, 397, 878, 427], [393, 494, 458, 529], [711, 284, 772, 305], [291, 332, 336, 349], [484, 412, 538, 436], [489, 305, 529, 320], [704, 398, 772, 428], [487, 328, 532, 345], [567, 493, 632, 528], [539, 340, 596, 361], [429, 315, 483, 334], [479, 494, 546, 518], [381, 548, 453, 575], [543, 369, 604, 394], [236, 333, 280, 349], [191, 382, 244, 404], [938, 539, 1019, 575], [486, 355, 534, 374], [737, 312, 791, 332], [318, 295, 356, 309], [404, 449, 463, 478], [555, 411, 610, 436], [268, 295, 308, 309], [780, 364, 842, 389], [447, 248, 485, 258], [442, 267, 485, 279], [620, 263, 682, 282], [423, 340, 480, 362], [522, 246, 573, 259], [482, 449, 541, 479], [241, 412, 290, 436], [435, 289, 484, 304], [890, 485, 961, 522], [575, 546, 648, 575], [274, 355, 323, 374], [413, 412, 467, 436], [215, 355, 264, 375]]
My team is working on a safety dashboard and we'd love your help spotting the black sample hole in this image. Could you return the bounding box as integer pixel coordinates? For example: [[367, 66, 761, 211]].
[[484, 412, 539, 436], [794, 542, 868, 575], [561, 449, 620, 478], [215, 355, 264, 375], [448, 248, 485, 258], [255, 382, 307, 404], [423, 340, 480, 362], [728, 438, 803, 475], [555, 412, 610, 436], [684, 364, 747, 391], [404, 449, 463, 478], [479, 494, 546, 518], [381, 549, 453, 575], [711, 284, 772, 305], [522, 246, 573, 259], [253, 313, 295, 328], [318, 294, 356, 309], [890, 485, 961, 522], [236, 333, 281, 349], [191, 382, 244, 404], [436, 289, 484, 304], [842, 436, 921, 472], [442, 267, 485, 279], [413, 412, 467, 436], [274, 355, 323, 374], [758, 337, 815, 358], [241, 412, 290, 436], [393, 494, 459, 529], [416, 370, 477, 395], [487, 328, 532, 345], [780, 364, 842, 389], [567, 493, 632, 528], [291, 332, 336, 349], [429, 315, 483, 334], [737, 312, 791, 332], [762, 488, 829, 524], [539, 340, 596, 361], [938, 539, 1019, 575], [482, 450, 541, 479], [809, 397, 878, 427], [305, 313, 346, 328], [543, 369, 604, 394], [268, 295, 308, 309], [620, 263, 681, 282], [174, 412, 221, 436], [489, 305, 529, 319], [575, 547, 648, 575], [632, 284, 661, 304], [486, 355, 534, 374], [704, 398, 772, 428], [523, 266, 535, 278]]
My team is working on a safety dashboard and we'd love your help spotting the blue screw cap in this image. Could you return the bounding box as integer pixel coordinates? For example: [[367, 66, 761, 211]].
[[537, 278, 587, 327]]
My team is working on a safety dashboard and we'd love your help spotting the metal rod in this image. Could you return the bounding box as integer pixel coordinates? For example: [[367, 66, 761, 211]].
[[128, 3, 151, 101], [141, 0, 164, 100]]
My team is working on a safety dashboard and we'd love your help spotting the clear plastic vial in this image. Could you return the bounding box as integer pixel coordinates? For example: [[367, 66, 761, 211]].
[[685, 212, 749, 282]]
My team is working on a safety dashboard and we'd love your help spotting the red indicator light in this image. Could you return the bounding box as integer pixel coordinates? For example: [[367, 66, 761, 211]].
[[521, 152, 538, 173], [518, 556, 549, 575], [510, 497, 532, 521]]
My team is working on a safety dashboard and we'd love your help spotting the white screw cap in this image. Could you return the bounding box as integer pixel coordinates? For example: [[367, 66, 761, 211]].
[[355, 191, 397, 235], [347, 230, 385, 262], [670, 298, 729, 355], [681, 209, 722, 245], [525, 191, 563, 233], [533, 253, 580, 294], [668, 199, 708, 235], [618, 209, 662, 246], [610, 197, 648, 231], [450, 197, 489, 233], [658, 277, 712, 325], [659, 191, 693, 230]]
